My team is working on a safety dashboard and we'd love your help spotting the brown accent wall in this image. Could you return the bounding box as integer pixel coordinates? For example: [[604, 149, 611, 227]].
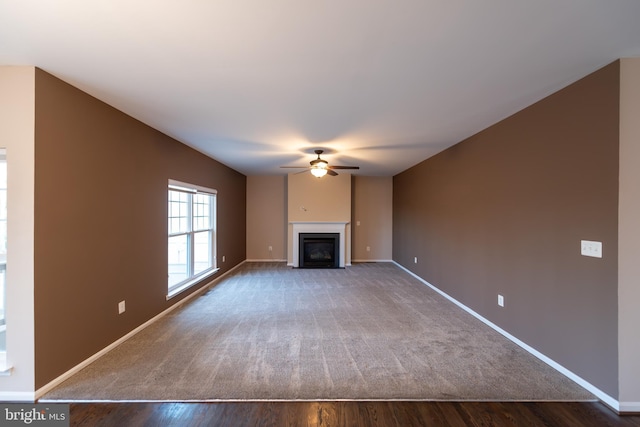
[[393, 62, 620, 396], [33, 69, 246, 388]]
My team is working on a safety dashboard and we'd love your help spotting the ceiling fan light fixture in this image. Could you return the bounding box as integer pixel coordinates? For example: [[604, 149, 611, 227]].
[[280, 149, 358, 177], [310, 167, 327, 178]]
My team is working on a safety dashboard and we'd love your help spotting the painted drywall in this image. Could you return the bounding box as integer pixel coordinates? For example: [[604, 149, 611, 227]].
[[352, 176, 393, 261], [33, 69, 246, 389], [287, 172, 351, 222], [246, 175, 286, 260], [393, 62, 620, 397], [0, 67, 36, 399], [618, 58, 640, 408]]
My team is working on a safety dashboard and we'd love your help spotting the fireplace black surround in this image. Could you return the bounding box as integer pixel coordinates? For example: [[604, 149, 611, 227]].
[[299, 233, 340, 268]]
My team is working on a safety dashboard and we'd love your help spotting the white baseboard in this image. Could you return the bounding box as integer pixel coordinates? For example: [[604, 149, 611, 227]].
[[245, 259, 287, 262], [0, 391, 36, 402], [393, 262, 621, 411], [618, 401, 640, 413], [351, 259, 394, 263], [35, 261, 246, 400]]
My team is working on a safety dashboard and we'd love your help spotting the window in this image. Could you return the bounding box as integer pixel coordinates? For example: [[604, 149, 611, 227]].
[[167, 180, 217, 297]]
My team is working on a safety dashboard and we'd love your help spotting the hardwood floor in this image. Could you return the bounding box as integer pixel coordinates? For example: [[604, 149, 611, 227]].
[[68, 401, 640, 426]]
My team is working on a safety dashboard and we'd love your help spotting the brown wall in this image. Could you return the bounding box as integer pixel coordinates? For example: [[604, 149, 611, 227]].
[[393, 62, 620, 396], [33, 69, 246, 388], [246, 175, 287, 260], [352, 176, 393, 261]]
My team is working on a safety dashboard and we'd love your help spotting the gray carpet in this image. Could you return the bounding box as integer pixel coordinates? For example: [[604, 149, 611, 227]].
[[42, 262, 594, 402]]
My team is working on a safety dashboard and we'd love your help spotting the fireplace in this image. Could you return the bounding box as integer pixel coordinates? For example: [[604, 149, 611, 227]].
[[299, 233, 340, 268], [290, 221, 349, 268]]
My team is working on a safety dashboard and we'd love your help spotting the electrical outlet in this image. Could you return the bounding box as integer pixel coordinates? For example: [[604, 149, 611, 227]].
[[118, 300, 126, 314], [498, 295, 504, 307], [414, 257, 418, 264], [268, 246, 273, 251], [222, 255, 226, 262], [366, 246, 370, 252], [581, 240, 602, 258]]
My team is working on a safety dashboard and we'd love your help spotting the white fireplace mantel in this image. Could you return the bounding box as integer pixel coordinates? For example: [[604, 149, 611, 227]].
[[290, 221, 349, 267]]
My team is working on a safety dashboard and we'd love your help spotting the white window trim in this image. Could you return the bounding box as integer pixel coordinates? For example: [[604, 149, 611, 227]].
[[169, 179, 218, 196], [166, 267, 219, 300], [167, 179, 218, 299]]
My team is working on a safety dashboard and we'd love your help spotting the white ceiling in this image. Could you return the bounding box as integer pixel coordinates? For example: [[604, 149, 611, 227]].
[[2, 1, 640, 176]]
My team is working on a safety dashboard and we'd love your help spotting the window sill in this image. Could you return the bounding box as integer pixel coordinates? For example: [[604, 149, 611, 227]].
[[166, 268, 220, 300], [0, 352, 12, 376]]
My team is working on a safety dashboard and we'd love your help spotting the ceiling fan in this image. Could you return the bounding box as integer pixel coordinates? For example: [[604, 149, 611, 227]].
[[280, 150, 360, 177]]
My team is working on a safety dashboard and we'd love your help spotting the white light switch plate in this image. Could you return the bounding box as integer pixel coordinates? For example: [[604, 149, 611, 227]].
[[581, 240, 602, 258]]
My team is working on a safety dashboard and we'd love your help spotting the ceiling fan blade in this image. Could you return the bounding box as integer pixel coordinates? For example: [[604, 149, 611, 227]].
[[281, 149, 360, 174]]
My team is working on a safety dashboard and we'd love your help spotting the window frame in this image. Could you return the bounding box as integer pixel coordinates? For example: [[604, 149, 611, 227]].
[[167, 179, 218, 299]]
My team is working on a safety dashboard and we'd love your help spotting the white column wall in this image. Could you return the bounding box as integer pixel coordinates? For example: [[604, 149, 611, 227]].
[[0, 66, 36, 400], [618, 57, 640, 412]]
